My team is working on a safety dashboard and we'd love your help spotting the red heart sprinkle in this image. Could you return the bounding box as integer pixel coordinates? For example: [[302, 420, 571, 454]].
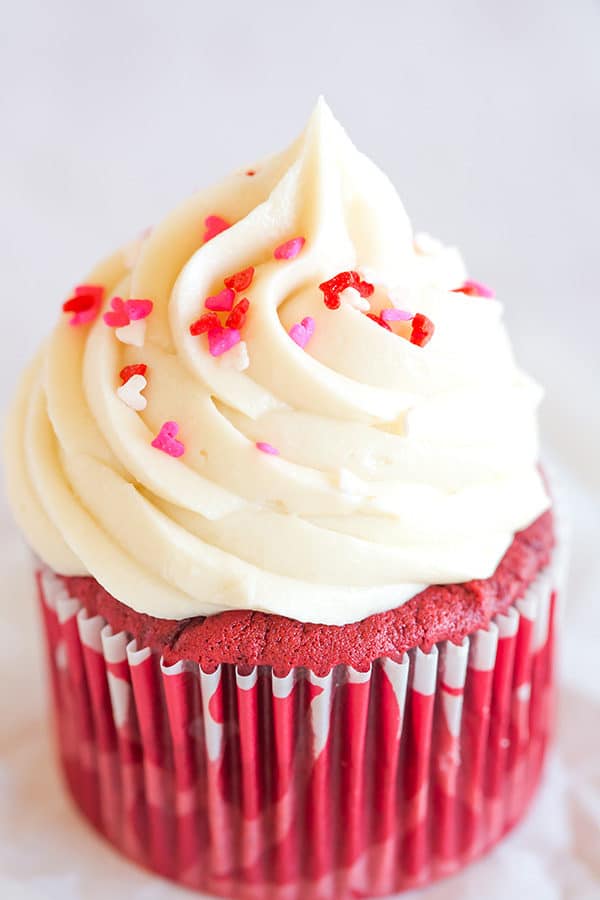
[[190, 312, 221, 336], [62, 284, 104, 326], [224, 266, 254, 293], [203, 215, 230, 243], [226, 298, 250, 330], [319, 271, 374, 309], [119, 363, 148, 383], [410, 313, 435, 347]]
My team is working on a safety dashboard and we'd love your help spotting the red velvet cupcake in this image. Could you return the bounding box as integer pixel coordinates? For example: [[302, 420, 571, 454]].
[[5, 100, 561, 898]]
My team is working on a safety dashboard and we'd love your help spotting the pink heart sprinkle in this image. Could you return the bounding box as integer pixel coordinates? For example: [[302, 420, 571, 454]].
[[208, 326, 241, 357], [124, 299, 154, 320], [205, 288, 235, 312], [103, 297, 130, 328], [203, 215, 230, 243], [274, 237, 305, 260], [461, 279, 495, 299], [289, 315, 315, 349], [151, 421, 185, 458], [256, 442, 280, 456], [381, 308, 414, 322]]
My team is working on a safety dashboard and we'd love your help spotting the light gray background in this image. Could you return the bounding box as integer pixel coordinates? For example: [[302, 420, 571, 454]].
[[0, 2, 599, 898]]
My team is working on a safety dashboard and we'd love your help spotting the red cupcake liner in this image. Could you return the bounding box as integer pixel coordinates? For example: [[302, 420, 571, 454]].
[[37, 563, 558, 899]]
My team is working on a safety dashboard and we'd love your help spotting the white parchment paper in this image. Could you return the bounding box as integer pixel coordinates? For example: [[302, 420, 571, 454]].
[[1, 464, 598, 900]]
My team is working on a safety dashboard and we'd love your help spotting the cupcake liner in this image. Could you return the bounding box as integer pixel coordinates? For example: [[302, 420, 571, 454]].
[[35, 553, 560, 900]]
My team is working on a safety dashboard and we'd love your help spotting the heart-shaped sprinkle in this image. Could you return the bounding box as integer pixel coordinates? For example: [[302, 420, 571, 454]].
[[274, 237, 305, 260], [116, 320, 147, 347], [117, 374, 147, 411], [289, 316, 315, 349], [225, 297, 250, 330], [256, 442, 280, 456], [217, 341, 249, 371], [203, 215, 230, 243], [151, 421, 185, 457], [410, 313, 435, 347], [62, 285, 104, 326], [452, 279, 495, 299], [208, 326, 241, 357], [190, 312, 220, 336], [339, 287, 371, 312], [381, 308, 413, 322], [119, 363, 148, 383], [205, 288, 235, 311], [125, 299, 153, 320], [319, 271, 374, 309], [103, 297, 130, 327], [224, 266, 254, 293]]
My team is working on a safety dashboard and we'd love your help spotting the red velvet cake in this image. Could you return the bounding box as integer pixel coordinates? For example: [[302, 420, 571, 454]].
[[6, 100, 561, 898], [61, 509, 554, 674]]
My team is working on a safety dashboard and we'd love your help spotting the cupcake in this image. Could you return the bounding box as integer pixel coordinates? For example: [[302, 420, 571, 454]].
[[4, 99, 559, 898]]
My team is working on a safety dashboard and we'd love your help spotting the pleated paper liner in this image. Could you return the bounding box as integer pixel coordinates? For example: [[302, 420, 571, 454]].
[[37, 561, 558, 900]]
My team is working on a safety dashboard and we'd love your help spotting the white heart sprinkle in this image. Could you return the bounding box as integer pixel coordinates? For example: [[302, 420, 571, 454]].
[[217, 340, 249, 371], [117, 374, 147, 411], [339, 287, 371, 312], [116, 319, 147, 347]]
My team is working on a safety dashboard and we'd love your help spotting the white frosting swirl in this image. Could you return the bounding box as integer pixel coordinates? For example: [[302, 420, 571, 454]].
[[4, 100, 549, 625]]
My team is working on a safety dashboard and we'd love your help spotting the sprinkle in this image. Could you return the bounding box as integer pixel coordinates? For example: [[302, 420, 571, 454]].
[[152, 421, 185, 457], [366, 313, 392, 331], [246, 170, 256, 176], [225, 298, 250, 330], [103, 297, 130, 328], [410, 313, 435, 347], [256, 442, 280, 456], [119, 363, 147, 383], [115, 320, 147, 347], [203, 215, 230, 243], [62, 285, 104, 326], [218, 341, 249, 371], [452, 279, 495, 299], [103, 297, 153, 327], [208, 326, 241, 357], [224, 266, 254, 293], [205, 287, 235, 312], [125, 299, 153, 320], [381, 307, 414, 322], [339, 287, 371, 312], [274, 237, 305, 260], [289, 316, 315, 348], [190, 312, 221, 336], [319, 271, 374, 310], [117, 374, 147, 411]]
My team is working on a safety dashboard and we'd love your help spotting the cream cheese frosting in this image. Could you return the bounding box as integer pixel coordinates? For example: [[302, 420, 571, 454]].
[[4, 99, 550, 625]]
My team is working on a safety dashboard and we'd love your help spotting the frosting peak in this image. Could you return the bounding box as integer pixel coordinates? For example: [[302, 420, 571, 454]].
[[4, 101, 549, 624]]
